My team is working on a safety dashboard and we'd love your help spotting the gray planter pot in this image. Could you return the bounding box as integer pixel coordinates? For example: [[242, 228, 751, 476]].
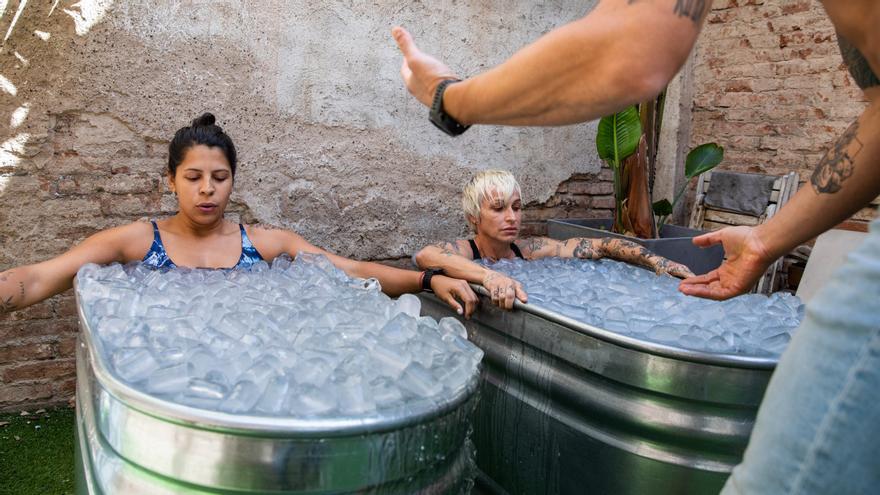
[[547, 218, 724, 275]]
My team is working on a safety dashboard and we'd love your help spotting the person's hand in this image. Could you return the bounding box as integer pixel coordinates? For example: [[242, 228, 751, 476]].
[[431, 275, 479, 318], [392, 26, 460, 108], [679, 226, 774, 300], [482, 270, 527, 310], [652, 259, 695, 279]]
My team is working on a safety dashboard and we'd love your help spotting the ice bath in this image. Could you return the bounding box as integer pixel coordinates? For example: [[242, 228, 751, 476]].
[[73, 254, 482, 493], [485, 257, 803, 357]]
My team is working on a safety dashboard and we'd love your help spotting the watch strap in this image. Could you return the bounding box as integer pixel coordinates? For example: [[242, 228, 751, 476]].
[[429, 79, 470, 137], [421, 268, 445, 292]]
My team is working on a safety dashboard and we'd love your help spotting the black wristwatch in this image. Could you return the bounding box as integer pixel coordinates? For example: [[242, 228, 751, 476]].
[[421, 268, 445, 292], [429, 79, 470, 137]]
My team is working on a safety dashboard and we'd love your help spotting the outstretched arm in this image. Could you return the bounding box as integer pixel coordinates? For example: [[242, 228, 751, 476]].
[[517, 236, 694, 278], [415, 241, 527, 309], [680, 88, 880, 300], [0, 223, 146, 315], [393, 0, 710, 126], [256, 228, 479, 316]]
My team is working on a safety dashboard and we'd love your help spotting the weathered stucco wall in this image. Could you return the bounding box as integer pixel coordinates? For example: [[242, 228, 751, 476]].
[[0, 1, 601, 410]]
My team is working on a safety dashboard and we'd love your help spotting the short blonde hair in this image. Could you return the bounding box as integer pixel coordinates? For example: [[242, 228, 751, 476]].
[[462, 170, 522, 230]]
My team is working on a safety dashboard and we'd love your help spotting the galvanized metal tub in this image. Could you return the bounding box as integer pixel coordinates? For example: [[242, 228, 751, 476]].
[[419, 287, 777, 495], [74, 284, 479, 494]]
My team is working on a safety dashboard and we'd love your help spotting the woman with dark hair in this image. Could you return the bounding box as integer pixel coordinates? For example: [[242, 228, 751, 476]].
[[0, 113, 479, 316]]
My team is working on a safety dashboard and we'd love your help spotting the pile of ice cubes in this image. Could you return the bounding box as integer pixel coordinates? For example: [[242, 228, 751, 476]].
[[76, 254, 483, 418], [487, 257, 804, 357]]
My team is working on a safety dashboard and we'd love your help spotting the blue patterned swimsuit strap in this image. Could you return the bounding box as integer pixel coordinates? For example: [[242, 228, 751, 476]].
[[141, 220, 176, 269], [236, 224, 265, 268]]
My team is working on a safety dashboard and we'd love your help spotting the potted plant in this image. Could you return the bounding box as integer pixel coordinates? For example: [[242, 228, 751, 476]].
[[652, 142, 724, 229]]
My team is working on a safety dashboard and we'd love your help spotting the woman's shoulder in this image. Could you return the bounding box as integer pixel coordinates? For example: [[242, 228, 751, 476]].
[[245, 223, 299, 242], [244, 223, 307, 257], [97, 220, 155, 241], [73, 220, 155, 263]]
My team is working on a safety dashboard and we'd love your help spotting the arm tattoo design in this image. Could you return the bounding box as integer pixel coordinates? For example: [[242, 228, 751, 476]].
[[673, 0, 709, 23], [811, 120, 863, 194], [433, 242, 463, 258], [520, 237, 547, 256], [837, 35, 880, 90], [0, 295, 15, 313], [605, 239, 667, 270], [572, 239, 597, 259], [0, 271, 19, 314]]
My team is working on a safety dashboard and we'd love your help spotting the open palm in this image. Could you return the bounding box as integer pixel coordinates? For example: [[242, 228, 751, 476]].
[[679, 226, 773, 300]]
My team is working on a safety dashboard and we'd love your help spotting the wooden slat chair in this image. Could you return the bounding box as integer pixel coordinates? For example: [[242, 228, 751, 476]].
[[689, 170, 800, 294]]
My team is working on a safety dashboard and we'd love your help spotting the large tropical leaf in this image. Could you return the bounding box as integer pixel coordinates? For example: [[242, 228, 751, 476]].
[[652, 199, 673, 217], [596, 106, 642, 167], [685, 143, 724, 179]]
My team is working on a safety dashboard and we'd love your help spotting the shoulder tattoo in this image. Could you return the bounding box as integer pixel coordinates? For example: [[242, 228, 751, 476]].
[[433, 242, 463, 257], [521, 237, 547, 255], [673, 0, 709, 23]]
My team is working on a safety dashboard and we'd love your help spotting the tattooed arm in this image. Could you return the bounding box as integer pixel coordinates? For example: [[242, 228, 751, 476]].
[[0, 223, 149, 315], [393, 0, 711, 126], [681, 90, 880, 299], [519, 236, 693, 278], [414, 241, 527, 309]]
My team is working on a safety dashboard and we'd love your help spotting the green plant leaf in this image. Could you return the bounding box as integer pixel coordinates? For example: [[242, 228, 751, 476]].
[[596, 106, 642, 168], [652, 199, 673, 216], [685, 143, 724, 179]]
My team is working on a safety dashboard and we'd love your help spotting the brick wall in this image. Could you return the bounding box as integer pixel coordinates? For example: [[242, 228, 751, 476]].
[[522, 169, 614, 237], [691, 0, 875, 223], [0, 113, 254, 412]]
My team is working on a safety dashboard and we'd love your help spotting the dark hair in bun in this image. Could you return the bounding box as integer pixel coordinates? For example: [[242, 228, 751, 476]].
[[168, 112, 237, 177]]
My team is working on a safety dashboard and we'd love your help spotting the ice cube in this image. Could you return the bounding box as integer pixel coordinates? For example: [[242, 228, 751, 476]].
[[399, 363, 443, 398], [336, 377, 376, 415], [220, 380, 261, 414], [112, 348, 160, 383], [146, 363, 190, 395], [393, 294, 422, 318], [255, 376, 290, 414], [187, 377, 228, 400], [288, 385, 337, 416], [438, 317, 468, 339], [646, 325, 680, 343]]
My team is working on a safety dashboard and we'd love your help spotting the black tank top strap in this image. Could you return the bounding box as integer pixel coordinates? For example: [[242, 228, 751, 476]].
[[510, 243, 524, 259], [468, 239, 482, 260]]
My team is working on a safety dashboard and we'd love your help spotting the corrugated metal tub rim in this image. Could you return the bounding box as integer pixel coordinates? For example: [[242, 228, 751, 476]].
[[468, 284, 778, 370]]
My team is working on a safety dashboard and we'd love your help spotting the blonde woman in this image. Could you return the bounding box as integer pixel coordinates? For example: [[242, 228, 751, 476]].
[[415, 170, 693, 310]]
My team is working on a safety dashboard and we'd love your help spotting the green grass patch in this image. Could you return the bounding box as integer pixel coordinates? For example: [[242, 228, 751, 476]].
[[0, 407, 75, 495]]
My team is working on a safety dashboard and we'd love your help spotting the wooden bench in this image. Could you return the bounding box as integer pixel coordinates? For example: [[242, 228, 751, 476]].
[[688, 171, 800, 294]]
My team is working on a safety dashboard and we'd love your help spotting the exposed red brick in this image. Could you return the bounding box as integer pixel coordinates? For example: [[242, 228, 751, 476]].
[[0, 342, 56, 363], [0, 383, 54, 406], [0, 359, 76, 382], [691, 0, 874, 228]]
